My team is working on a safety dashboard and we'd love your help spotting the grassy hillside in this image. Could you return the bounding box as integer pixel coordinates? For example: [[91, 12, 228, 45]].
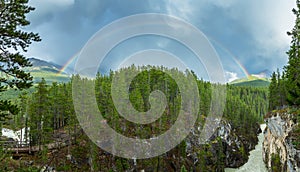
[[25, 66, 70, 84], [230, 75, 270, 87], [24, 58, 71, 84], [232, 80, 270, 87], [0, 87, 35, 101], [1, 58, 71, 101]]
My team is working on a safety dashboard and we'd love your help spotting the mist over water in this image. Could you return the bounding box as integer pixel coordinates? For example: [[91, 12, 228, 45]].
[[225, 124, 267, 172]]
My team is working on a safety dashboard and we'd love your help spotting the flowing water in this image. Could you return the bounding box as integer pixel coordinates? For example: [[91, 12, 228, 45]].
[[225, 124, 267, 172], [1, 127, 29, 143], [1, 125, 268, 171]]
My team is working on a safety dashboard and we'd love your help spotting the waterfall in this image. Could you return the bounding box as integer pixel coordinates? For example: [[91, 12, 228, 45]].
[[225, 124, 267, 172]]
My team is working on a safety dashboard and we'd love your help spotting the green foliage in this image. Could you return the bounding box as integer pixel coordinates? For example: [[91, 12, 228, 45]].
[[3, 66, 269, 171], [24, 66, 70, 84], [27, 78, 77, 148], [232, 79, 270, 87], [291, 115, 300, 149], [0, 87, 35, 102], [285, 0, 300, 106], [268, 1, 300, 153], [0, 0, 41, 120], [269, 72, 278, 110], [115, 158, 130, 172], [225, 85, 268, 127], [56, 164, 71, 171], [268, 1, 300, 109], [230, 75, 270, 84], [269, 70, 288, 110], [271, 153, 282, 172], [28, 78, 52, 148], [180, 165, 188, 172], [16, 167, 40, 172]]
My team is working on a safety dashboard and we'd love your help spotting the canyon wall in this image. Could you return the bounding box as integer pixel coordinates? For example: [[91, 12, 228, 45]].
[[263, 111, 300, 172]]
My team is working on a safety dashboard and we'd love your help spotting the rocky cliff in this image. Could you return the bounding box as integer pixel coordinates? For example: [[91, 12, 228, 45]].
[[263, 110, 300, 171], [186, 118, 261, 170]]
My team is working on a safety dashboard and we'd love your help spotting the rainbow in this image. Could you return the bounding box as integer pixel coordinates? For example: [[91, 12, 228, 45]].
[[58, 37, 250, 78], [57, 51, 79, 75], [207, 37, 250, 78]]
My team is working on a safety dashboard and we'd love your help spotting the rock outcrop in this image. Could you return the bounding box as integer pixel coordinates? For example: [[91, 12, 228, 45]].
[[186, 118, 260, 169], [263, 111, 300, 172]]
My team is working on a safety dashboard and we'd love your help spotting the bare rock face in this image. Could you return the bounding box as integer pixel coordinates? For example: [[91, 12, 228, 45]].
[[263, 112, 300, 172], [186, 118, 260, 169]]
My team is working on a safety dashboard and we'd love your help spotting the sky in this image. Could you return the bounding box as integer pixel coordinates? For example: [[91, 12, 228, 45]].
[[24, 0, 296, 81]]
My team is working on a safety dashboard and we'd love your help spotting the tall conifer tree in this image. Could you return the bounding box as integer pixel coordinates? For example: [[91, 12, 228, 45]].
[[286, 0, 300, 106], [0, 0, 40, 120]]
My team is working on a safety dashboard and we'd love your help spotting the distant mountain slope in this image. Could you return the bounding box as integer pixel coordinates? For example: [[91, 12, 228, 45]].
[[232, 79, 270, 87], [28, 57, 62, 70], [25, 58, 70, 84], [230, 71, 271, 87]]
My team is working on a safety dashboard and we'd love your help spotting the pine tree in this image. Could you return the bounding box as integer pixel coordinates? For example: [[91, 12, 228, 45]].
[[269, 72, 278, 110], [278, 71, 288, 107], [18, 92, 29, 144], [29, 78, 51, 150], [0, 0, 41, 119], [285, 0, 300, 106]]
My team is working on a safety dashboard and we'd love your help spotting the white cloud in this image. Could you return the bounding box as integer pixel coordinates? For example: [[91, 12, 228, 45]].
[[211, 0, 295, 58], [239, 1, 294, 57], [225, 71, 239, 82], [165, 0, 198, 21], [23, 0, 297, 73], [164, 0, 296, 71]]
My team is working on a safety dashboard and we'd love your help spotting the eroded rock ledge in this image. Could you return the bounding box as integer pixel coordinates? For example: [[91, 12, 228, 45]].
[[186, 118, 260, 169], [263, 111, 300, 171]]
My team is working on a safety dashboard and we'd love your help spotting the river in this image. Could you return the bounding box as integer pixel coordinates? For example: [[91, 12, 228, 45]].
[[225, 124, 267, 172], [1, 125, 268, 171]]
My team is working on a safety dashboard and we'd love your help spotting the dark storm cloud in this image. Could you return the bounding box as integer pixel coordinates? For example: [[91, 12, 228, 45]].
[[26, 0, 165, 64], [24, 0, 295, 76]]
